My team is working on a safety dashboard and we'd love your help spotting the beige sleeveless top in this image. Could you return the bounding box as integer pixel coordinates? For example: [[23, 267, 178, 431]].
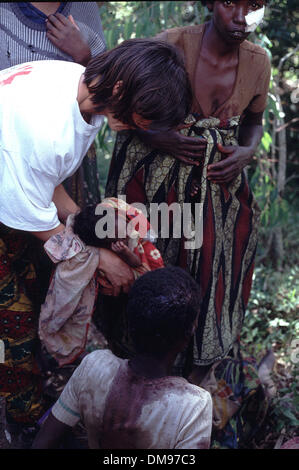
[[157, 23, 271, 120]]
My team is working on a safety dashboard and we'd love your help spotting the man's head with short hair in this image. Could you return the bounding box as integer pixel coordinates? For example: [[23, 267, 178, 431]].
[[127, 266, 201, 358], [84, 38, 192, 131]]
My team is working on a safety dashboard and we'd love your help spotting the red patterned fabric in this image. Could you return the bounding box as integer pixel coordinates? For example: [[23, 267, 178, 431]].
[[0, 224, 45, 425]]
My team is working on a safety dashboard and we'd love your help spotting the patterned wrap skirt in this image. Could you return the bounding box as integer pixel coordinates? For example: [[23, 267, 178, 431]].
[[106, 115, 261, 367]]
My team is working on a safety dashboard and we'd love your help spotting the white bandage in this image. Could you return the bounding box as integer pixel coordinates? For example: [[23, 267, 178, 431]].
[[245, 6, 265, 33]]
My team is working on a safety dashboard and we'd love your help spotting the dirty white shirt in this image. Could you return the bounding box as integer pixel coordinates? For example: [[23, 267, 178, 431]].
[[0, 60, 103, 232], [52, 349, 212, 449]]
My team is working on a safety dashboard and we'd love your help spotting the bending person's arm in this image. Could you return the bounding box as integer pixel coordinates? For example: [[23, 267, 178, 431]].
[[31, 188, 134, 294], [30, 223, 65, 242], [52, 183, 80, 223], [31, 184, 79, 242]]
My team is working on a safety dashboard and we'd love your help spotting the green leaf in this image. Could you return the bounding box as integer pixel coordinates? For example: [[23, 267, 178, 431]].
[[124, 17, 134, 40], [261, 131, 272, 152], [280, 407, 299, 426]]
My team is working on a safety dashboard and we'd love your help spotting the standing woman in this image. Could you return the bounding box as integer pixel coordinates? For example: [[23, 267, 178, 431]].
[[106, 0, 271, 447]]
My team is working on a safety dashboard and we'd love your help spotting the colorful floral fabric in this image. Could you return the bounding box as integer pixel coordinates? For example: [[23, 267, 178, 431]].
[[201, 350, 269, 449], [0, 224, 45, 425], [38, 214, 100, 367]]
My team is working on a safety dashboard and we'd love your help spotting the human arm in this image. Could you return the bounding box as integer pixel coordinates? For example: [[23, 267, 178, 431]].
[[206, 111, 264, 184], [46, 13, 91, 66], [32, 354, 88, 449], [111, 241, 142, 268], [33, 215, 134, 296], [30, 184, 79, 242], [32, 412, 72, 449], [52, 184, 80, 223], [137, 30, 206, 165], [135, 127, 207, 166], [207, 51, 271, 184]]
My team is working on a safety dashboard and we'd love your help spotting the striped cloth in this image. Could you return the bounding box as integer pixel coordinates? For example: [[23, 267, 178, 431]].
[[0, 2, 106, 70]]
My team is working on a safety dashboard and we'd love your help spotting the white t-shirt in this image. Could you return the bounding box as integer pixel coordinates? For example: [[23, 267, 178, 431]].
[[0, 60, 104, 231], [52, 349, 213, 449]]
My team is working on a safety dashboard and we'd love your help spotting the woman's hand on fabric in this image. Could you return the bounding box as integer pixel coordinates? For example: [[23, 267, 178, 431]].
[[136, 128, 207, 166], [97, 248, 134, 296], [46, 13, 91, 66], [207, 143, 254, 184]]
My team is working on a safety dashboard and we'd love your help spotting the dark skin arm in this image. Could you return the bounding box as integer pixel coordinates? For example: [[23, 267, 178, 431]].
[[97, 248, 135, 296], [207, 110, 264, 184], [190, 111, 264, 194], [135, 124, 207, 166], [32, 412, 72, 449], [46, 13, 91, 66]]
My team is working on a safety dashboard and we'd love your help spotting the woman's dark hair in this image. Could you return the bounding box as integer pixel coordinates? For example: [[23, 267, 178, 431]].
[[84, 38, 192, 130], [127, 266, 201, 358]]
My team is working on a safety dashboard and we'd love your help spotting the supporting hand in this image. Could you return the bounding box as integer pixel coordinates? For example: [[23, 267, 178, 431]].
[[98, 248, 134, 296], [137, 127, 207, 166], [207, 143, 254, 184]]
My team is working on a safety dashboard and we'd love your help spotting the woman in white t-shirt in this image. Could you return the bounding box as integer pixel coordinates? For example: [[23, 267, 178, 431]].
[[0, 38, 192, 444]]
